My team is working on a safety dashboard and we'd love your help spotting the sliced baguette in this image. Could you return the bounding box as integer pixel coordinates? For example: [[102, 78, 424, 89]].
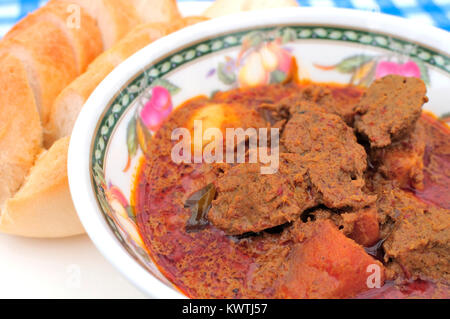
[[0, 136, 84, 238], [5, 1, 102, 74], [55, 0, 182, 49], [55, 0, 139, 49], [0, 17, 79, 125], [0, 0, 187, 239], [0, 53, 43, 209], [204, 0, 299, 18], [45, 17, 207, 146]]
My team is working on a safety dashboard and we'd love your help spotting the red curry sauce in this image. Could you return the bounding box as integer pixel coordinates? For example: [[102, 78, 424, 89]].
[[134, 82, 450, 299]]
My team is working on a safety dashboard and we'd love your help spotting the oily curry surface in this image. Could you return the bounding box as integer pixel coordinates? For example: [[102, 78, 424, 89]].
[[134, 76, 450, 299]]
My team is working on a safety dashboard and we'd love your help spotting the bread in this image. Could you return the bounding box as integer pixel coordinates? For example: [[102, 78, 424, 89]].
[[46, 17, 208, 146], [6, 1, 103, 74], [0, 0, 183, 238], [0, 18, 79, 125], [56, 0, 181, 49], [0, 53, 42, 210], [204, 0, 299, 18], [0, 136, 84, 238]]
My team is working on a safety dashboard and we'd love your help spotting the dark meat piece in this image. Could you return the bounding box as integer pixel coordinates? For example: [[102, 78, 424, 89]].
[[341, 206, 380, 247], [368, 174, 450, 282], [208, 153, 317, 235], [381, 191, 450, 283], [370, 122, 425, 189], [277, 220, 385, 298], [278, 101, 335, 154], [266, 83, 363, 124], [354, 75, 428, 148], [282, 110, 365, 168], [417, 113, 450, 209], [210, 109, 376, 235], [282, 110, 375, 209], [308, 162, 375, 209]]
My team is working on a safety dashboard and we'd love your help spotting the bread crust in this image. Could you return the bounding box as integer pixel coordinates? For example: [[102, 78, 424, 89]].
[[0, 53, 43, 210], [6, 1, 103, 74], [0, 19, 79, 125], [57, 0, 140, 49], [0, 1, 200, 238], [0, 137, 84, 238], [46, 18, 205, 146]]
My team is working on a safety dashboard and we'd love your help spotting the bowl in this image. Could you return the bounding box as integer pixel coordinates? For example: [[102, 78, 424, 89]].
[[68, 7, 450, 298]]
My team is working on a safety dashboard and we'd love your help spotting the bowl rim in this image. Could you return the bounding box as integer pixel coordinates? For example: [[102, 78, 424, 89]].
[[68, 7, 450, 299]]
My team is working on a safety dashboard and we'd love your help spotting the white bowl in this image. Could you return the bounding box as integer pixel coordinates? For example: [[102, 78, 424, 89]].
[[68, 7, 450, 299]]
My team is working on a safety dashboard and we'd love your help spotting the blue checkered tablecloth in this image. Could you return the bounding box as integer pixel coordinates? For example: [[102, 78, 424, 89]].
[[0, 0, 449, 37]]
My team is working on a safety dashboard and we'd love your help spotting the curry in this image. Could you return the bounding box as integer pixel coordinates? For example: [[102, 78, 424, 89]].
[[134, 75, 449, 299]]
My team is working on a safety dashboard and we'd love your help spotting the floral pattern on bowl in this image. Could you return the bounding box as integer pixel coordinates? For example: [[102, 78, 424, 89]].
[[124, 80, 180, 172], [209, 29, 297, 88], [315, 54, 429, 86], [83, 24, 450, 295]]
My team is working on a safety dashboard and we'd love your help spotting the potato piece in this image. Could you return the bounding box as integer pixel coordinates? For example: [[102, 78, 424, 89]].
[[278, 220, 384, 298]]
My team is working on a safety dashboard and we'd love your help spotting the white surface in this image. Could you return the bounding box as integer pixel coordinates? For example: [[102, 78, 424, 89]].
[[0, 233, 145, 298], [0, 2, 204, 300], [68, 7, 450, 299]]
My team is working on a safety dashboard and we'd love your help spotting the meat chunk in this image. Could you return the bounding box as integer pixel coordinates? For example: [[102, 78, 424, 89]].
[[346, 206, 380, 247], [308, 162, 375, 209], [308, 206, 380, 247], [210, 105, 375, 235], [282, 110, 375, 208], [382, 192, 450, 282], [354, 75, 428, 148], [277, 220, 385, 298], [268, 83, 363, 124], [209, 153, 317, 235], [370, 122, 425, 189]]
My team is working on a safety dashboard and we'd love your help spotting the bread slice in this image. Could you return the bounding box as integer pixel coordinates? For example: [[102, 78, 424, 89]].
[[44, 57, 118, 146], [56, 0, 141, 49], [6, 1, 102, 74], [0, 53, 43, 209], [0, 0, 185, 239], [45, 18, 206, 146], [0, 136, 84, 238], [0, 17, 79, 125], [204, 0, 299, 18]]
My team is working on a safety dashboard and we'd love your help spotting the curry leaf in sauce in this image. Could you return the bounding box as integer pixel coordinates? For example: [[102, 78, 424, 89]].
[[185, 183, 216, 233]]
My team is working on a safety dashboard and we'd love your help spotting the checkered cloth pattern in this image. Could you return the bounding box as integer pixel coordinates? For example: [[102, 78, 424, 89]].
[[0, 0, 449, 37]]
